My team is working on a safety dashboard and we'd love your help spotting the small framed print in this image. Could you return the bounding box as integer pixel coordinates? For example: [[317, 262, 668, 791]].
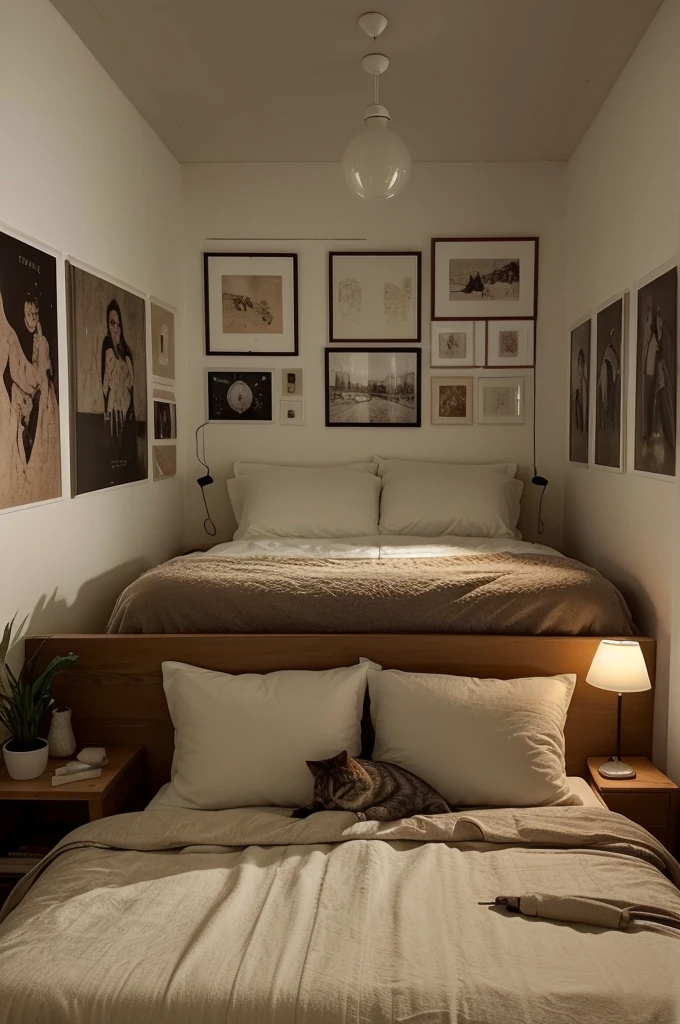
[[204, 252, 298, 356], [325, 347, 421, 427], [207, 370, 273, 422], [478, 375, 525, 424], [280, 399, 305, 425], [150, 299, 175, 383], [486, 320, 535, 367], [329, 251, 421, 342], [281, 368, 303, 396], [431, 237, 538, 320], [431, 376, 473, 425], [430, 321, 474, 367], [153, 388, 177, 441]]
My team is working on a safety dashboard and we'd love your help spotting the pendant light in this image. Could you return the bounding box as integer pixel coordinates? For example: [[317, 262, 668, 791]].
[[342, 12, 412, 200]]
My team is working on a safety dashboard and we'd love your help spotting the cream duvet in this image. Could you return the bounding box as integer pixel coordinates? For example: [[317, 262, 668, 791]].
[[1, 806, 679, 1023]]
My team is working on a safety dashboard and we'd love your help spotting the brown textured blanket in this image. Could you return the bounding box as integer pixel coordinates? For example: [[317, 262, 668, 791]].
[[107, 552, 634, 635]]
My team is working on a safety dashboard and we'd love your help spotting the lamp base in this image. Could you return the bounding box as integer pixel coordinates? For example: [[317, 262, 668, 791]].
[[598, 758, 637, 780]]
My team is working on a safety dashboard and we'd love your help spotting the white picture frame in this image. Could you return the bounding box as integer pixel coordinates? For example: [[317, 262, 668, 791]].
[[568, 315, 592, 467], [431, 375, 473, 425], [430, 321, 474, 367], [432, 237, 538, 320], [280, 399, 305, 425], [477, 375, 525, 425], [486, 320, 535, 368], [329, 251, 421, 342], [281, 368, 303, 396]]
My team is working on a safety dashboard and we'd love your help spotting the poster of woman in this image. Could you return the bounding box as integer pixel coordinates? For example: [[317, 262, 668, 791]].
[[634, 266, 677, 477], [67, 262, 147, 494], [0, 228, 61, 511]]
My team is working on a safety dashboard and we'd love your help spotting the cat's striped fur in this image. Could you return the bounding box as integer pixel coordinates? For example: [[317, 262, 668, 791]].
[[292, 750, 450, 822]]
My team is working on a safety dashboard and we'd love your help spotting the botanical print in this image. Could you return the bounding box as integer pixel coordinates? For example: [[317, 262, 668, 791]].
[[498, 330, 519, 357], [152, 444, 176, 480], [449, 258, 519, 302], [384, 278, 411, 324], [595, 298, 623, 470], [634, 267, 677, 476], [67, 263, 147, 495], [0, 229, 61, 511], [221, 275, 283, 334], [569, 320, 591, 464], [439, 332, 467, 359], [327, 349, 419, 426], [483, 385, 516, 417], [150, 302, 175, 382], [338, 278, 361, 325], [439, 385, 467, 418], [208, 371, 273, 422]]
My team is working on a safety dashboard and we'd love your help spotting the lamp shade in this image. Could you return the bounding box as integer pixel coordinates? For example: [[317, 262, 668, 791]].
[[342, 114, 411, 200], [586, 640, 651, 693]]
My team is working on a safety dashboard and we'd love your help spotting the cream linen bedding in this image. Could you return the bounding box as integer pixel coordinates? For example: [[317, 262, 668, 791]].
[[1, 809, 680, 1022]]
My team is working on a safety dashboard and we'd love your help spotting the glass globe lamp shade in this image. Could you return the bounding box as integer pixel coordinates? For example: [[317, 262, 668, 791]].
[[343, 114, 411, 200]]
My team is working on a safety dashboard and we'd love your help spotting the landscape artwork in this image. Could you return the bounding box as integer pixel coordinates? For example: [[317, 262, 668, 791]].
[[67, 263, 147, 495], [569, 319, 591, 464], [448, 257, 519, 302], [325, 348, 420, 427], [150, 301, 175, 383], [329, 252, 421, 342], [0, 228, 61, 511], [204, 253, 298, 355], [431, 375, 473, 425], [207, 370, 273, 422], [634, 267, 677, 477], [432, 238, 538, 320], [594, 297, 624, 470]]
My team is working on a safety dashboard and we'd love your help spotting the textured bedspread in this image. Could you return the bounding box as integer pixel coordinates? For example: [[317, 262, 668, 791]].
[[0, 806, 679, 1023], [107, 552, 634, 635]]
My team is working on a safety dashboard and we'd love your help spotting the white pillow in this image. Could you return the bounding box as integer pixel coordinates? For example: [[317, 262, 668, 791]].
[[228, 466, 381, 540], [160, 661, 368, 809], [376, 460, 523, 538], [369, 668, 576, 808], [234, 460, 378, 476], [374, 457, 518, 478]]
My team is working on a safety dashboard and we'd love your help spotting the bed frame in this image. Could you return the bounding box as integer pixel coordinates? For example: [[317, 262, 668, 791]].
[[26, 633, 655, 795]]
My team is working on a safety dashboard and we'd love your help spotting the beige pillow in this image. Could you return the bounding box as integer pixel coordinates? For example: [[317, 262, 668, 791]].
[[369, 668, 576, 808]]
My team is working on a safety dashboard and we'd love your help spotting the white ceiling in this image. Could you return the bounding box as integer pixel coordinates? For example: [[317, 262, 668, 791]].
[[49, 0, 662, 163]]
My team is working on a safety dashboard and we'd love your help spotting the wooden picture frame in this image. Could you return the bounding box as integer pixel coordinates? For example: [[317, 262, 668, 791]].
[[329, 251, 421, 343], [431, 237, 539, 321], [485, 320, 535, 368], [325, 347, 421, 427]]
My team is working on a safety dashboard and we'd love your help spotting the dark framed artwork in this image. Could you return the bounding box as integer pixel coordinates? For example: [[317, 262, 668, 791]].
[[207, 370, 273, 422], [204, 252, 298, 356], [431, 237, 538, 321], [66, 262, 148, 495], [0, 228, 61, 512], [325, 347, 421, 427], [633, 265, 677, 478], [594, 294, 625, 472], [568, 318, 591, 465], [329, 251, 421, 342]]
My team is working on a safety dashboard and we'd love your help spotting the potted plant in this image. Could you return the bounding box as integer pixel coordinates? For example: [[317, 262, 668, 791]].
[[0, 617, 77, 781]]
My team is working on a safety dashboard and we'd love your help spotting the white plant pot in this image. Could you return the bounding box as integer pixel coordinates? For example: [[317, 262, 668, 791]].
[[2, 738, 49, 780]]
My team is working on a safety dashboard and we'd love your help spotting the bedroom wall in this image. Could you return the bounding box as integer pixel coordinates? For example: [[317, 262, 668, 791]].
[[182, 161, 566, 549], [563, 0, 680, 772], [0, 0, 184, 639]]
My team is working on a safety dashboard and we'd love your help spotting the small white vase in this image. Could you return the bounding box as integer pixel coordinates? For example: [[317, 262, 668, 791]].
[[2, 738, 49, 780], [47, 707, 76, 758]]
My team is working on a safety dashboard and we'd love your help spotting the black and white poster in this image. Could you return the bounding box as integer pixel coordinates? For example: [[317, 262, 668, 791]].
[[67, 263, 147, 494], [0, 229, 61, 511], [594, 296, 624, 470], [569, 319, 590, 465], [634, 266, 677, 478], [207, 370, 273, 421]]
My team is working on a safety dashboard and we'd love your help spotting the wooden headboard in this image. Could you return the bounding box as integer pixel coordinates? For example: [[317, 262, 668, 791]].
[[26, 634, 655, 794]]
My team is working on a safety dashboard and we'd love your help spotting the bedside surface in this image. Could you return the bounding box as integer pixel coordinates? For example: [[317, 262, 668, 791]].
[[0, 746, 144, 801], [587, 757, 678, 792]]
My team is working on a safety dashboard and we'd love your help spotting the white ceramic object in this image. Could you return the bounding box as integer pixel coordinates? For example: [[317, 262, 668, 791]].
[[47, 707, 76, 758], [2, 738, 49, 780]]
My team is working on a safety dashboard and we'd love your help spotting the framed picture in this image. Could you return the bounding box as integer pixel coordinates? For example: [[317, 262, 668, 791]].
[[281, 368, 303, 396], [66, 261, 148, 495], [593, 293, 626, 472], [207, 370, 273, 422], [329, 251, 421, 342], [477, 375, 525, 424], [0, 226, 61, 513], [204, 252, 298, 356], [630, 264, 677, 479], [325, 347, 421, 427], [152, 445, 176, 481], [153, 388, 177, 441], [569, 317, 591, 465], [486, 320, 535, 368], [280, 399, 305, 425], [431, 376, 473, 425], [150, 299, 175, 384], [431, 237, 538, 320], [430, 321, 474, 367]]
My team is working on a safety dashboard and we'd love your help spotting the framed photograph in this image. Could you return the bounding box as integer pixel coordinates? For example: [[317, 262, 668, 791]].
[[0, 226, 61, 513], [280, 399, 305, 425], [150, 299, 175, 384], [632, 264, 677, 479], [281, 368, 303, 396], [569, 317, 591, 465], [593, 293, 626, 472], [325, 347, 421, 427], [66, 261, 147, 495], [152, 388, 177, 441], [329, 251, 421, 342], [477, 375, 525, 425], [431, 376, 473, 425], [152, 444, 176, 481], [207, 370, 273, 422], [204, 252, 298, 356], [431, 237, 538, 320], [486, 320, 535, 368]]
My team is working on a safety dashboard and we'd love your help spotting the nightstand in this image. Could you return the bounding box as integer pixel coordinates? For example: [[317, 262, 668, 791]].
[[587, 756, 679, 855]]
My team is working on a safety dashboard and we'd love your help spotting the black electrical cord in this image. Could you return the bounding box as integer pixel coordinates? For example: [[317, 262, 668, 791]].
[[195, 421, 216, 537]]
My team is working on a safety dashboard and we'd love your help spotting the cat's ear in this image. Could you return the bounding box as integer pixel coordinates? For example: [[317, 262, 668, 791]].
[[335, 750, 350, 767], [306, 760, 324, 776]]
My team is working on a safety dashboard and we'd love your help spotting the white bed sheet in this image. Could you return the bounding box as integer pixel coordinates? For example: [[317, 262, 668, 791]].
[[195, 535, 563, 561]]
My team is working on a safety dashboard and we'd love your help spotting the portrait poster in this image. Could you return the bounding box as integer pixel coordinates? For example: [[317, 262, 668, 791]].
[[67, 262, 148, 495], [634, 266, 677, 478], [569, 319, 591, 465], [432, 238, 538, 320], [0, 228, 61, 512], [594, 296, 624, 471], [329, 252, 421, 342], [325, 348, 421, 427], [150, 301, 175, 383]]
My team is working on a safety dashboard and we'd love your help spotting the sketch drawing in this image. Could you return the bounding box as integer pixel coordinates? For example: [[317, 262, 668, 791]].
[[384, 277, 411, 324], [221, 274, 283, 334], [338, 278, 361, 325], [498, 330, 519, 357]]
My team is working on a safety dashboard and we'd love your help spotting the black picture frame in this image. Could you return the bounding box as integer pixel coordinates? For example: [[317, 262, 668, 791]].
[[325, 347, 421, 428], [207, 370, 273, 422], [329, 251, 422, 343]]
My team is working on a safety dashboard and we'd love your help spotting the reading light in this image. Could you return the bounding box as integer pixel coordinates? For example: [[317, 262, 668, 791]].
[[586, 640, 651, 779]]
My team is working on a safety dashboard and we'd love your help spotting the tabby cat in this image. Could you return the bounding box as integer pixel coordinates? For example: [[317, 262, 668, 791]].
[[291, 750, 450, 821]]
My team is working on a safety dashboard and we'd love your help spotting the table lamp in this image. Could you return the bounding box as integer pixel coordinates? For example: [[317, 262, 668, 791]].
[[586, 639, 651, 779]]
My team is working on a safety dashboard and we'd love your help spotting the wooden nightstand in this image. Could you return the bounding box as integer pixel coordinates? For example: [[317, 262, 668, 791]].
[[587, 757, 679, 855]]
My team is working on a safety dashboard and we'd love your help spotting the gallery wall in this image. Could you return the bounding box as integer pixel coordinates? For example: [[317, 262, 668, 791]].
[[0, 0, 184, 637], [563, 0, 680, 773], [182, 161, 567, 548]]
